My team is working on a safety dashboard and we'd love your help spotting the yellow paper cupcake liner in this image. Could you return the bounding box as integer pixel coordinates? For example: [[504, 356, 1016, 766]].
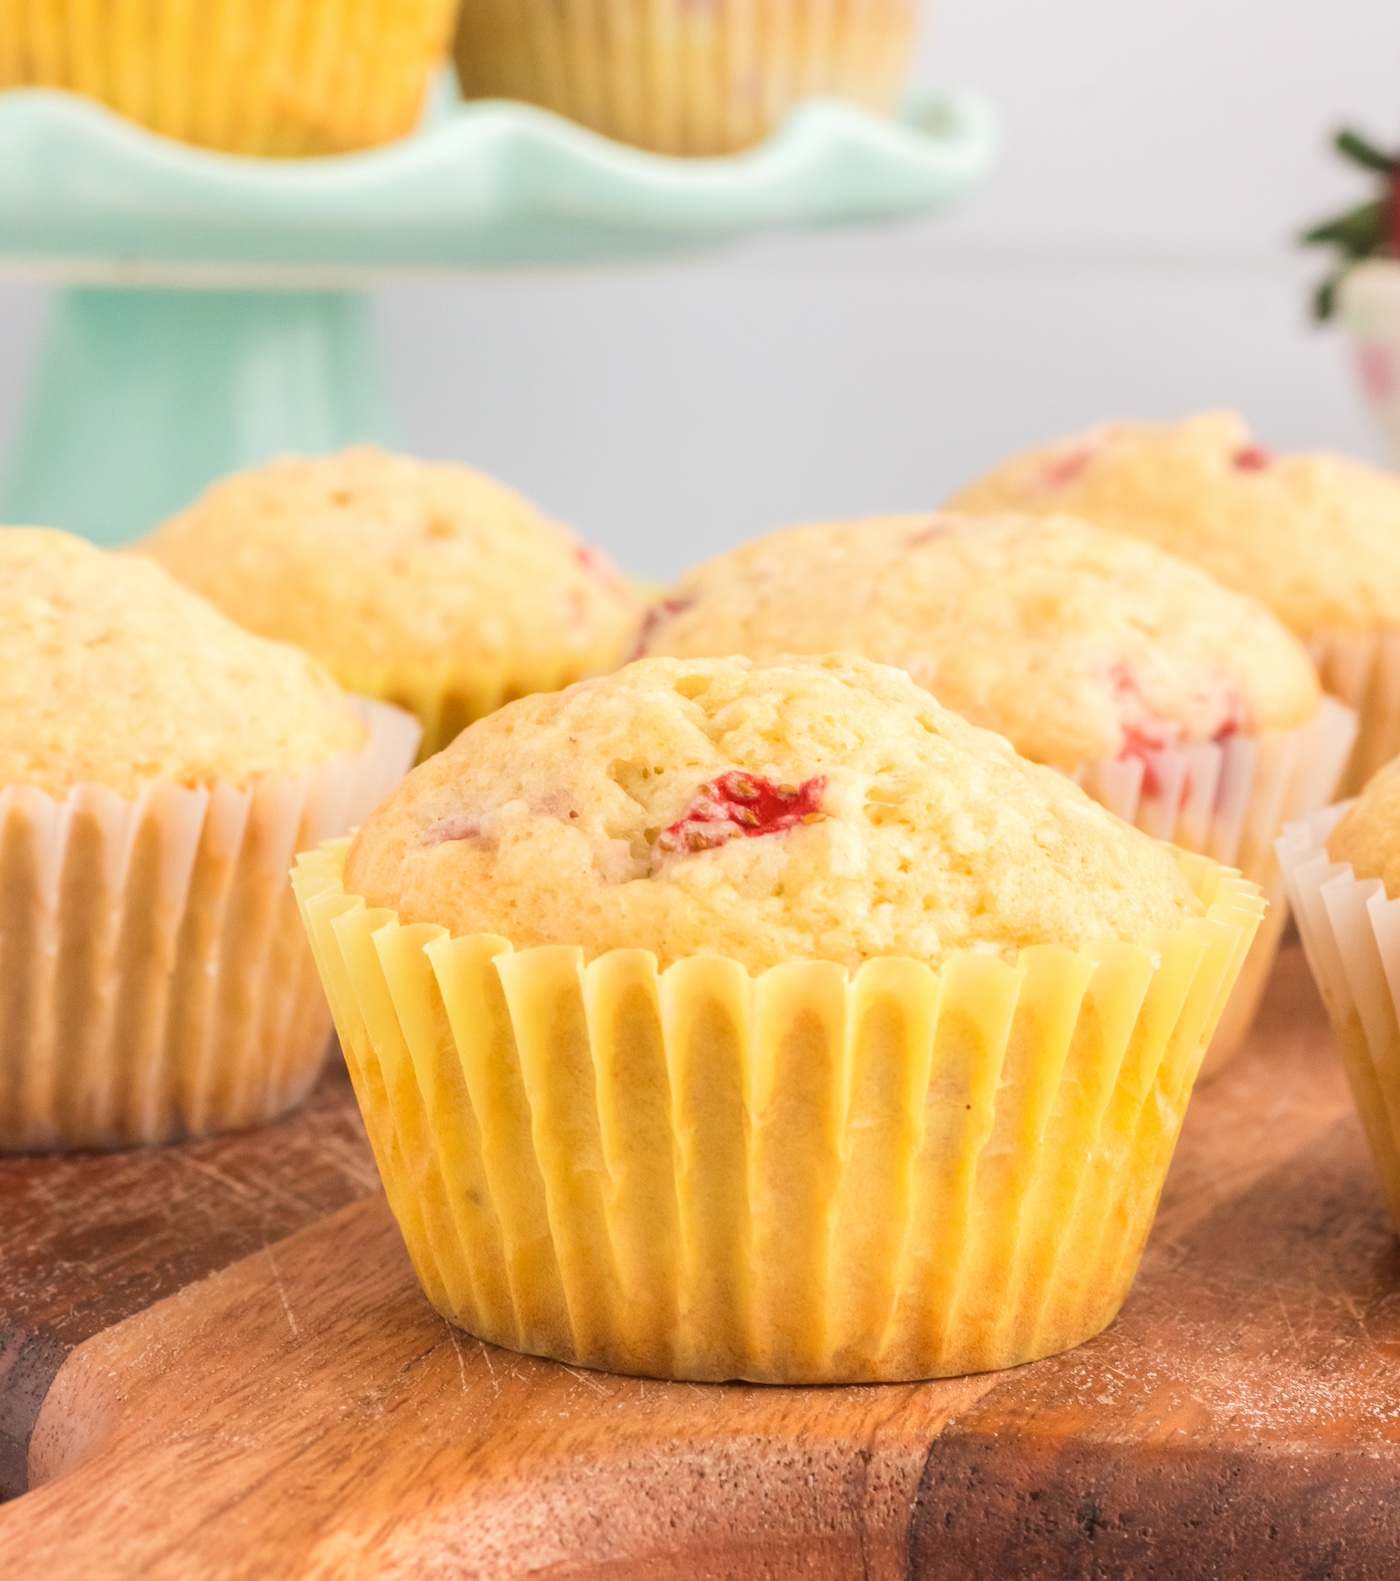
[[295, 840, 1262, 1382], [1279, 805, 1400, 1229], [1309, 626, 1400, 798], [454, 0, 920, 156], [337, 651, 636, 764], [0, 700, 419, 1153], [0, 0, 459, 155], [1073, 696, 1356, 1077]]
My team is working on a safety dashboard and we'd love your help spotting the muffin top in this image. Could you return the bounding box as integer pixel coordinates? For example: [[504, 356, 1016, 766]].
[[0, 528, 365, 798], [637, 513, 1319, 770], [1327, 758, 1400, 894], [346, 653, 1202, 973], [140, 447, 640, 686], [946, 411, 1400, 635]]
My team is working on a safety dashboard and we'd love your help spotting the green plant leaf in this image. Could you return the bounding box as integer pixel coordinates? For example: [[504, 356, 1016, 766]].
[[1313, 270, 1341, 321], [1301, 198, 1387, 254], [1335, 127, 1399, 174]]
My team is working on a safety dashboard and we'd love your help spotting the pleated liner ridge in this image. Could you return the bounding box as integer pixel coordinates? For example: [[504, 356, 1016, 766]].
[[295, 841, 1262, 1383], [0, 0, 459, 156], [454, 0, 920, 157], [1310, 625, 1400, 797], [1075, 696, 1355, 1077], [0, 700, 420, 1152], [1278, 802, 1400, 1230], [342, 654, 626, 765]]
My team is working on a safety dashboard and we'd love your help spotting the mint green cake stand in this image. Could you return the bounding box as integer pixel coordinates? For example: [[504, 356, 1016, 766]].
[[0, 84, 997, 545]]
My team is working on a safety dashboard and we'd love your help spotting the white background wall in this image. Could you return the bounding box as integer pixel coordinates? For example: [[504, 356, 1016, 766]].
[[1, 0, 1398, 580]]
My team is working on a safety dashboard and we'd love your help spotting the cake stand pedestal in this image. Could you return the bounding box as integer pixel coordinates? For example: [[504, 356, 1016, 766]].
[[3, 288, 392, 543], [0, 85, 997, 544]]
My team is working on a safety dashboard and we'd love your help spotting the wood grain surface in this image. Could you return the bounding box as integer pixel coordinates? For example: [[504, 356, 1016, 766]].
[[0, 1059, 377, 1498], [3, 950, 1399, 1579]]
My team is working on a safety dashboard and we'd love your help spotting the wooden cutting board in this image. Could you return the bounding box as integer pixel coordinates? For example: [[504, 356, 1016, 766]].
[[3, 947, 1400, 1579]]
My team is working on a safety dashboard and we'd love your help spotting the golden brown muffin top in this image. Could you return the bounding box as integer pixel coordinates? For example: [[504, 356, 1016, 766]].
[[948, 412, 1400, 635], [1328, 755, 1400, 895], [0, 527, 364, 798], [637, 511, 1319, 769], [346, 653, 1202, 973], [140, 447, 640, 692]]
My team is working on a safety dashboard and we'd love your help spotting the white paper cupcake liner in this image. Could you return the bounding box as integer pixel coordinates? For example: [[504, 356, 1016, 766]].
[[0, 699, 421, 1153], [1073, 696, 1357, 1076], [1308, 627, 1400, 796], [1277, 802, 1400, 1226]]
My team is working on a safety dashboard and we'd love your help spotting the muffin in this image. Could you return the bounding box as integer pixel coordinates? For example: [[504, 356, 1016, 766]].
[[453, 0, 920, 156], [637, 512, 1355, 1074], [947, 411, 1400, 792], [0, 1, 458, 155], [141, 448, 640, 761], [1279, 768, 1400, 1230], [296, 653, 1262, 1382], [0, 528, 420, 1152]]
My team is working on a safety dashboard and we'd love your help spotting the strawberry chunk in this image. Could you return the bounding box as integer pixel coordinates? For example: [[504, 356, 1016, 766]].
[[656, 771, 826, 857], [1111, 662, 1246, 800], [1040, 445, 1096, 490], [574, 542, 625, 589], [424, 814, 484, 845], [633, 596, 694, 660]]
